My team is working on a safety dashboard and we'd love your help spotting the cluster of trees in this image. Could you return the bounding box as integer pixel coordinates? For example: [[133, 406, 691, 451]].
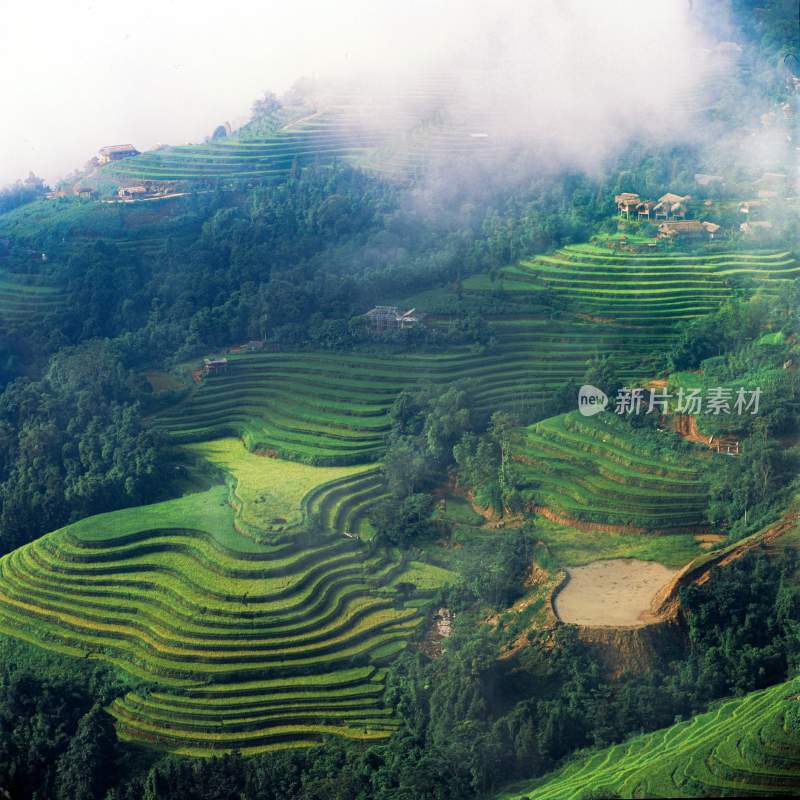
[[0, 340, 161, 554], [368, 382, 481, 546], [668, 292, 800, 539], [453, 411, 520, 513], [707, 433, 798, 535], [667, 290, 799, 372], [0, 638, 126, 800], [0, 173, 48, 216]]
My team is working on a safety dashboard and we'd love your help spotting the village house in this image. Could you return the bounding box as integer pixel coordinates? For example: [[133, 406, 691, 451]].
[[614, 192, 640, 219], [738, 200, 764, 217], [117, 186, 148, 199], [657, 220, 712, 241], [115, 181, 179, 201], [653, 193, 690, 220], [364, 306, 424, 332], [98, 144, 140, 164], [203, 358, 229, 376], [636, 200, 656, 220]]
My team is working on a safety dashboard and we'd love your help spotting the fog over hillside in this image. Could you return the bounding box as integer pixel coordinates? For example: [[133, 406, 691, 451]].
[[0, 0, 730, 187]]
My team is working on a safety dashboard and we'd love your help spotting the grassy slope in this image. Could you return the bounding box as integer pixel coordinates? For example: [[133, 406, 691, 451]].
[[496, 677, 800, 799], [533, 518, 700, 570], [184, 438, 374, 534]]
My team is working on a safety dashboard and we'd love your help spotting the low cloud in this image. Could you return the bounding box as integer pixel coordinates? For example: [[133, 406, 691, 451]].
[[0, 0, 743, 188]]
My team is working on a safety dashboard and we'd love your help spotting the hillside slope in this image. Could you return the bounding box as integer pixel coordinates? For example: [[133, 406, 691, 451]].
[[496, 677, 800, 799]]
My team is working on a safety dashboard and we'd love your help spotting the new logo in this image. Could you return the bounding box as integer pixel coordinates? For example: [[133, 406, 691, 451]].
[[578, 384, 608, 416]]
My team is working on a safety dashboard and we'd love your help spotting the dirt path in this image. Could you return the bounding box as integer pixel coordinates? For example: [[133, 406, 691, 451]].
[[668, 414, 740, 454], [554, 559, 678, 627], [669, 414, 711, 445]]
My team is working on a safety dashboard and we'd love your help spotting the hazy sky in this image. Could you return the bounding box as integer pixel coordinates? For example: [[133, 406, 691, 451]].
[[0, 0, 713, 187]]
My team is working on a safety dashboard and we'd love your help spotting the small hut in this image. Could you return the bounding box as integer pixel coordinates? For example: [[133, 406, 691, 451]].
[[364, 306, 424, 332], [203, 358, 229, 376], [614, 192, 640, 219], [98, 144, 140, 164]]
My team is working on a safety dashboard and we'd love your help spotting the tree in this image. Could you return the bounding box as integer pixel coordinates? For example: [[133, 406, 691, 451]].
[[55, 706, 117, 800], [582, 356, 621, 401], [370, 493, 438, 548], [459, 529, 532, 607], [707, 433, 797, 532], [250, 91, 281, 120]]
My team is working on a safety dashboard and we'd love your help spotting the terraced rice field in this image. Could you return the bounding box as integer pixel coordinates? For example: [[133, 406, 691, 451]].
[[155, 323, 674, 465], [0, 268, 63, 327], [496, 676, 800, 799], [102, 106, 395, 183], [154, 319, 676, 548], [0, 472, 455, 755], [502, 245, 799, 326], [514, 412, 709, 531], [303, 468, 389, 538]]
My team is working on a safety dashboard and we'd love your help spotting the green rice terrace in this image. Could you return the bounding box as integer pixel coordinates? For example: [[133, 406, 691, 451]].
[[513, 412, 709, 532], [0, 440, 456, 756], [499, 245, 799, 326], [104, 110, 384, 183], [154, 322, 676, 466], [496, 676, 800, 799], [0, 264, 63, 327]]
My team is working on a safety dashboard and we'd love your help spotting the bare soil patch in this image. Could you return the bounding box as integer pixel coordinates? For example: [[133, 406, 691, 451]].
[[419, 608, 453, 659], [695, 533, 725, 550], [554, 558, 677, 627]]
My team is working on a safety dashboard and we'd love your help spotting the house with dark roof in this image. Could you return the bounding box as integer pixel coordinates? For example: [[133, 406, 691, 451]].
[[203, 358, 229, 376], [98, 144, 140, 164]]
